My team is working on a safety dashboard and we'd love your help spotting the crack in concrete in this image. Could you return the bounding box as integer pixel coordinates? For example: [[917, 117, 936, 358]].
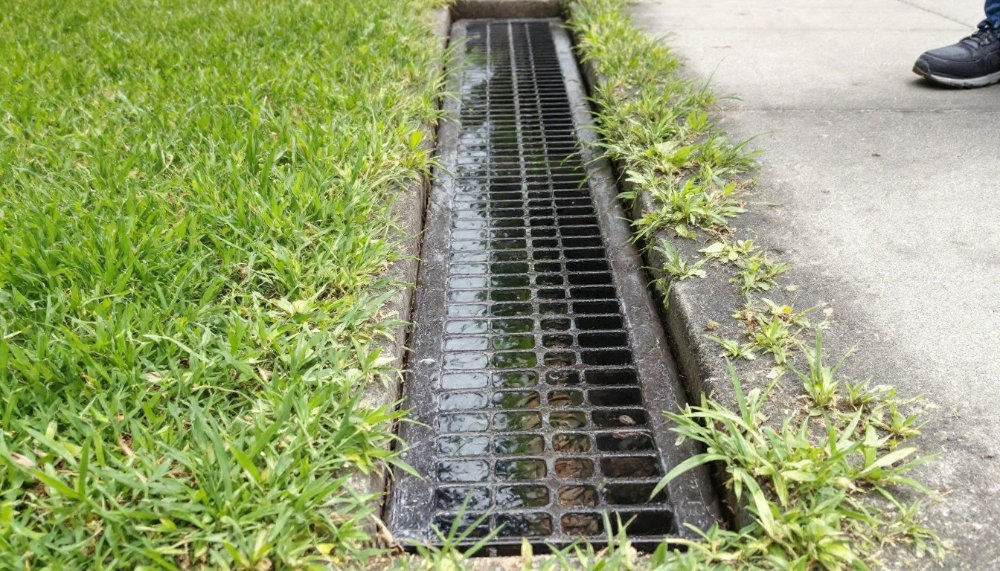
[[895, 0, 976, 27]]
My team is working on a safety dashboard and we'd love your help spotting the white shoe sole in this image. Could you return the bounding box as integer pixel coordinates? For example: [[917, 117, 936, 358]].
[[914, 65, 1000, 88]]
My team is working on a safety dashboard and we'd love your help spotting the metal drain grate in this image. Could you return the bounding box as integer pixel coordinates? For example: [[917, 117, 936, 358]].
[[388, 19, 717, 550]]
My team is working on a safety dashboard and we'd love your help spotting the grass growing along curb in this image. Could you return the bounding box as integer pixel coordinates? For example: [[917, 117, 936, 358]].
[[0, 0, 445, 567], [566, 0, 946, 567]]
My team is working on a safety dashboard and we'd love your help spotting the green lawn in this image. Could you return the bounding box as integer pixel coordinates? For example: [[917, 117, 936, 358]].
[[0, 0, 443, 568]]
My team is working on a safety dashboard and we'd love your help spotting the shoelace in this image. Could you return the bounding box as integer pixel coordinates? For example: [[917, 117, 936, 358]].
[[962, 26, 998, 48]]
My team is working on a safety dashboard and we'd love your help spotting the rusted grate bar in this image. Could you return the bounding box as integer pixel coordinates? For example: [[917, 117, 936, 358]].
[[388, 19, 717, 552]]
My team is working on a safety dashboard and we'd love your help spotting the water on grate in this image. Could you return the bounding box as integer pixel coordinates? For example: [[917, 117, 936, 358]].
[[389, 20, 705, 548]]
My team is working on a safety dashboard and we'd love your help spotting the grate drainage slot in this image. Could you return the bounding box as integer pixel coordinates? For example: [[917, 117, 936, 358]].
[[388, 19, 718, 551]]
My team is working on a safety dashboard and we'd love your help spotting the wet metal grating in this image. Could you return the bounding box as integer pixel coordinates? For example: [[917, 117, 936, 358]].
[[389, 20, 717, 549]]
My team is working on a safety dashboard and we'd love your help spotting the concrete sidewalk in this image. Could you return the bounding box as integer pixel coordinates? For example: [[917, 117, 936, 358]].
[[629, 0, 1000, 567]]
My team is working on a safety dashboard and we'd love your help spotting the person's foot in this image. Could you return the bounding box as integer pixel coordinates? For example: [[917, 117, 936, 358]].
[[913, 26, 1000, 88]]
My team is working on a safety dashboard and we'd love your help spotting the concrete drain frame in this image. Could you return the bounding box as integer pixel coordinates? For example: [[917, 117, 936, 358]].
[[387, 18, 718, 553]]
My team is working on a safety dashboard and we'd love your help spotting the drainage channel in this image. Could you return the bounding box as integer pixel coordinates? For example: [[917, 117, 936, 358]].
[[388, 19, 718, 552]]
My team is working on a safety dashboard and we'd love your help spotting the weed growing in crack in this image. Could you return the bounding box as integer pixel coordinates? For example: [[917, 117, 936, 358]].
[[750, 315, 797, 365], [732, 254, 791, 294], [653, 242, 707, 302], [702, 239, 791, 293], [731, 299, 812, 366], [793, 332, 847, 409], [707, 335, 759, 361], [701, 238, 758, 261], [632, 176, 746, 241], [844, 378, 891, 409], [873, 400, 925, 440]]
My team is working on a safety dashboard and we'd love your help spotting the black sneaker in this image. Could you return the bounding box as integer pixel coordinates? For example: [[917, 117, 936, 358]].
[[913, 26, 1000, 88]]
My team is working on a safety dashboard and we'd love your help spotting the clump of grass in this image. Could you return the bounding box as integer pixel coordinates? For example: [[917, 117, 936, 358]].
[[731, 299, 811, 366], [707, 335, 758, 361], [0, 0, 444, 567], [702, 240, 791, 294], [631, 176, 746, 243], [572, 0, 755, 315], [651, 359, 945, 569], [589, 48, 756, 240], [793, 332, 847, 409], [655, 241, 706, 281]]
